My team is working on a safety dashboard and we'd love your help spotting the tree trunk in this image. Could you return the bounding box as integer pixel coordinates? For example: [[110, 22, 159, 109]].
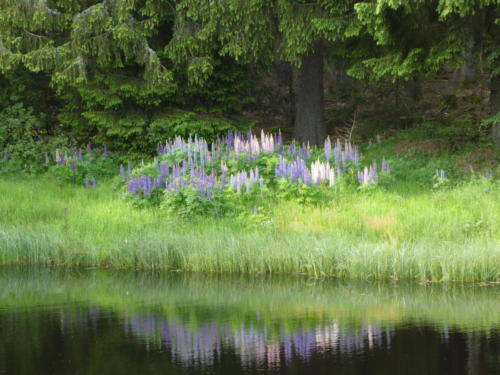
[[491, 73, 500, 148], [460, 31, 479, 86], [294, 44, 325, 146], [412, 75, 423, 102]]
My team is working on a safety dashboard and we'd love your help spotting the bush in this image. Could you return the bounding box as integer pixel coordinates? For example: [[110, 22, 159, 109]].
[[0, 103, 69, 172]]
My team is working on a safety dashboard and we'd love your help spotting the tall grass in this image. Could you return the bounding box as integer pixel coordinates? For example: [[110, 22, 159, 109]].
[[0, 177, 498, 281]]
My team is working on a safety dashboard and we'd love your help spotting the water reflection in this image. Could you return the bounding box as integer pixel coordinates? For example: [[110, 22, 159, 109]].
[[0, 267, 499, 374], [124, 315, 394, 368]]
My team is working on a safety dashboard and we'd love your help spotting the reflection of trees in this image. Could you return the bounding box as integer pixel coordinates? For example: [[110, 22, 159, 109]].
[[467, 332, 480, 375]]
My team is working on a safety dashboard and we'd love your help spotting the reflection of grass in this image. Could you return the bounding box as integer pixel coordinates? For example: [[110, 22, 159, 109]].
[[1, 267, 499, 333], [0, 177, 499, 281]]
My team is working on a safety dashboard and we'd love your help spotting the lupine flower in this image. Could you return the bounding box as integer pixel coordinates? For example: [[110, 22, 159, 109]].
[[324, 137, 332, 161], [275, 156, 312, 185], [333, 139, 359, 171], [87, 144, 92, 154], [85, 176, 90, 189], [484, 171, 493, 179], [381, 157, 390, 173], [103, 145, 109, 157], [59, 153, 67, 166], [91, 177, 97, 189], [357, 165, 378, 185], [128, 131, 371, 201], [311, 160, 336, 186], [371, 160, 378, 175], [120, 165, 126, 180], [229, 168, 261, 194], [437, 169, 446, 179], [70, 160, 77, 171], [44, 153, 50, 164]]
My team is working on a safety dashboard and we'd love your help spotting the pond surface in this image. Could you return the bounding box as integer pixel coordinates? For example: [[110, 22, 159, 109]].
[[0, 267, 499, 375]]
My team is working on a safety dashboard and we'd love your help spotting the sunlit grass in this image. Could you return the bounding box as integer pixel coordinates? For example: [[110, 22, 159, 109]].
[[0, 176, 498, 281]]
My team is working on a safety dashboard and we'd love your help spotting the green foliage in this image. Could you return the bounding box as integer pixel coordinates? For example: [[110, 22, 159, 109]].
[[56, 59, 253, 153], [161, 188, 242, 218], [148, 111, 248, 146], [0, 102, 68, 171], [276, 178, 324, 205], [169, 0, 357, 71], [47, 153, 118, 186], [351, 0, 499, 84], [0, 1, 255, 154]]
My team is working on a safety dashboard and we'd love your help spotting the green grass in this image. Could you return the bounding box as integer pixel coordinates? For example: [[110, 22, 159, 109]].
[[0, 176, 499, 281]]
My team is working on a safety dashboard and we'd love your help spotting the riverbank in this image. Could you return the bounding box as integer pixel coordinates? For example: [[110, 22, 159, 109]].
[[1, 177, 498, 281]]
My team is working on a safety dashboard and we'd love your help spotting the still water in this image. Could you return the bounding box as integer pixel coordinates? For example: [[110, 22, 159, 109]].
[[0, 267, 499, 375]]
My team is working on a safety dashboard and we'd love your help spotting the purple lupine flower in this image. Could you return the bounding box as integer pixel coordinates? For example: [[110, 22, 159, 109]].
[[372, 160, 378, 175], [484, 171, 493, 179], [44, 153, 50, 164], [59, 153, 67, 166], [70, 160, 77, 171], [381, 157, 390, 173], [160, 163, 169, 178], [357, 171, 363, 184], [91, 177, 97, 189], [85, 176, 90, 189], [300, 146, 309, 162], [358, 165, 378, 185], [324, 136, 332, 161], [87, 144, 92, 154], [437, 169, 446, 179], [103, 145, 109, 157], [120, 165, 126, 180]]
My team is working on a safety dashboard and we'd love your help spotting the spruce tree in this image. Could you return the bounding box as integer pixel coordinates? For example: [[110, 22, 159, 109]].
[[0, 0, 361, 145], [167, 0, 359, 145], [0, 1, 252, 151], [352, 0, 500, 146]]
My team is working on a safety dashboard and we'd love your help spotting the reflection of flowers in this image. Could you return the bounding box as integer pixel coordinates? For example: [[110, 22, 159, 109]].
[[56, 307, 473, 371], [122, 311, 393, 369]]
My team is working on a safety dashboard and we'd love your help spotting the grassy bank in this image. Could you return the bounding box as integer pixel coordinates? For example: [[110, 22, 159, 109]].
[[0, 176, 498, 281]]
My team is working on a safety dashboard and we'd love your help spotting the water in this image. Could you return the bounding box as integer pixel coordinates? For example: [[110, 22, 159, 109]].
[[0, 267, 499, 375]]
